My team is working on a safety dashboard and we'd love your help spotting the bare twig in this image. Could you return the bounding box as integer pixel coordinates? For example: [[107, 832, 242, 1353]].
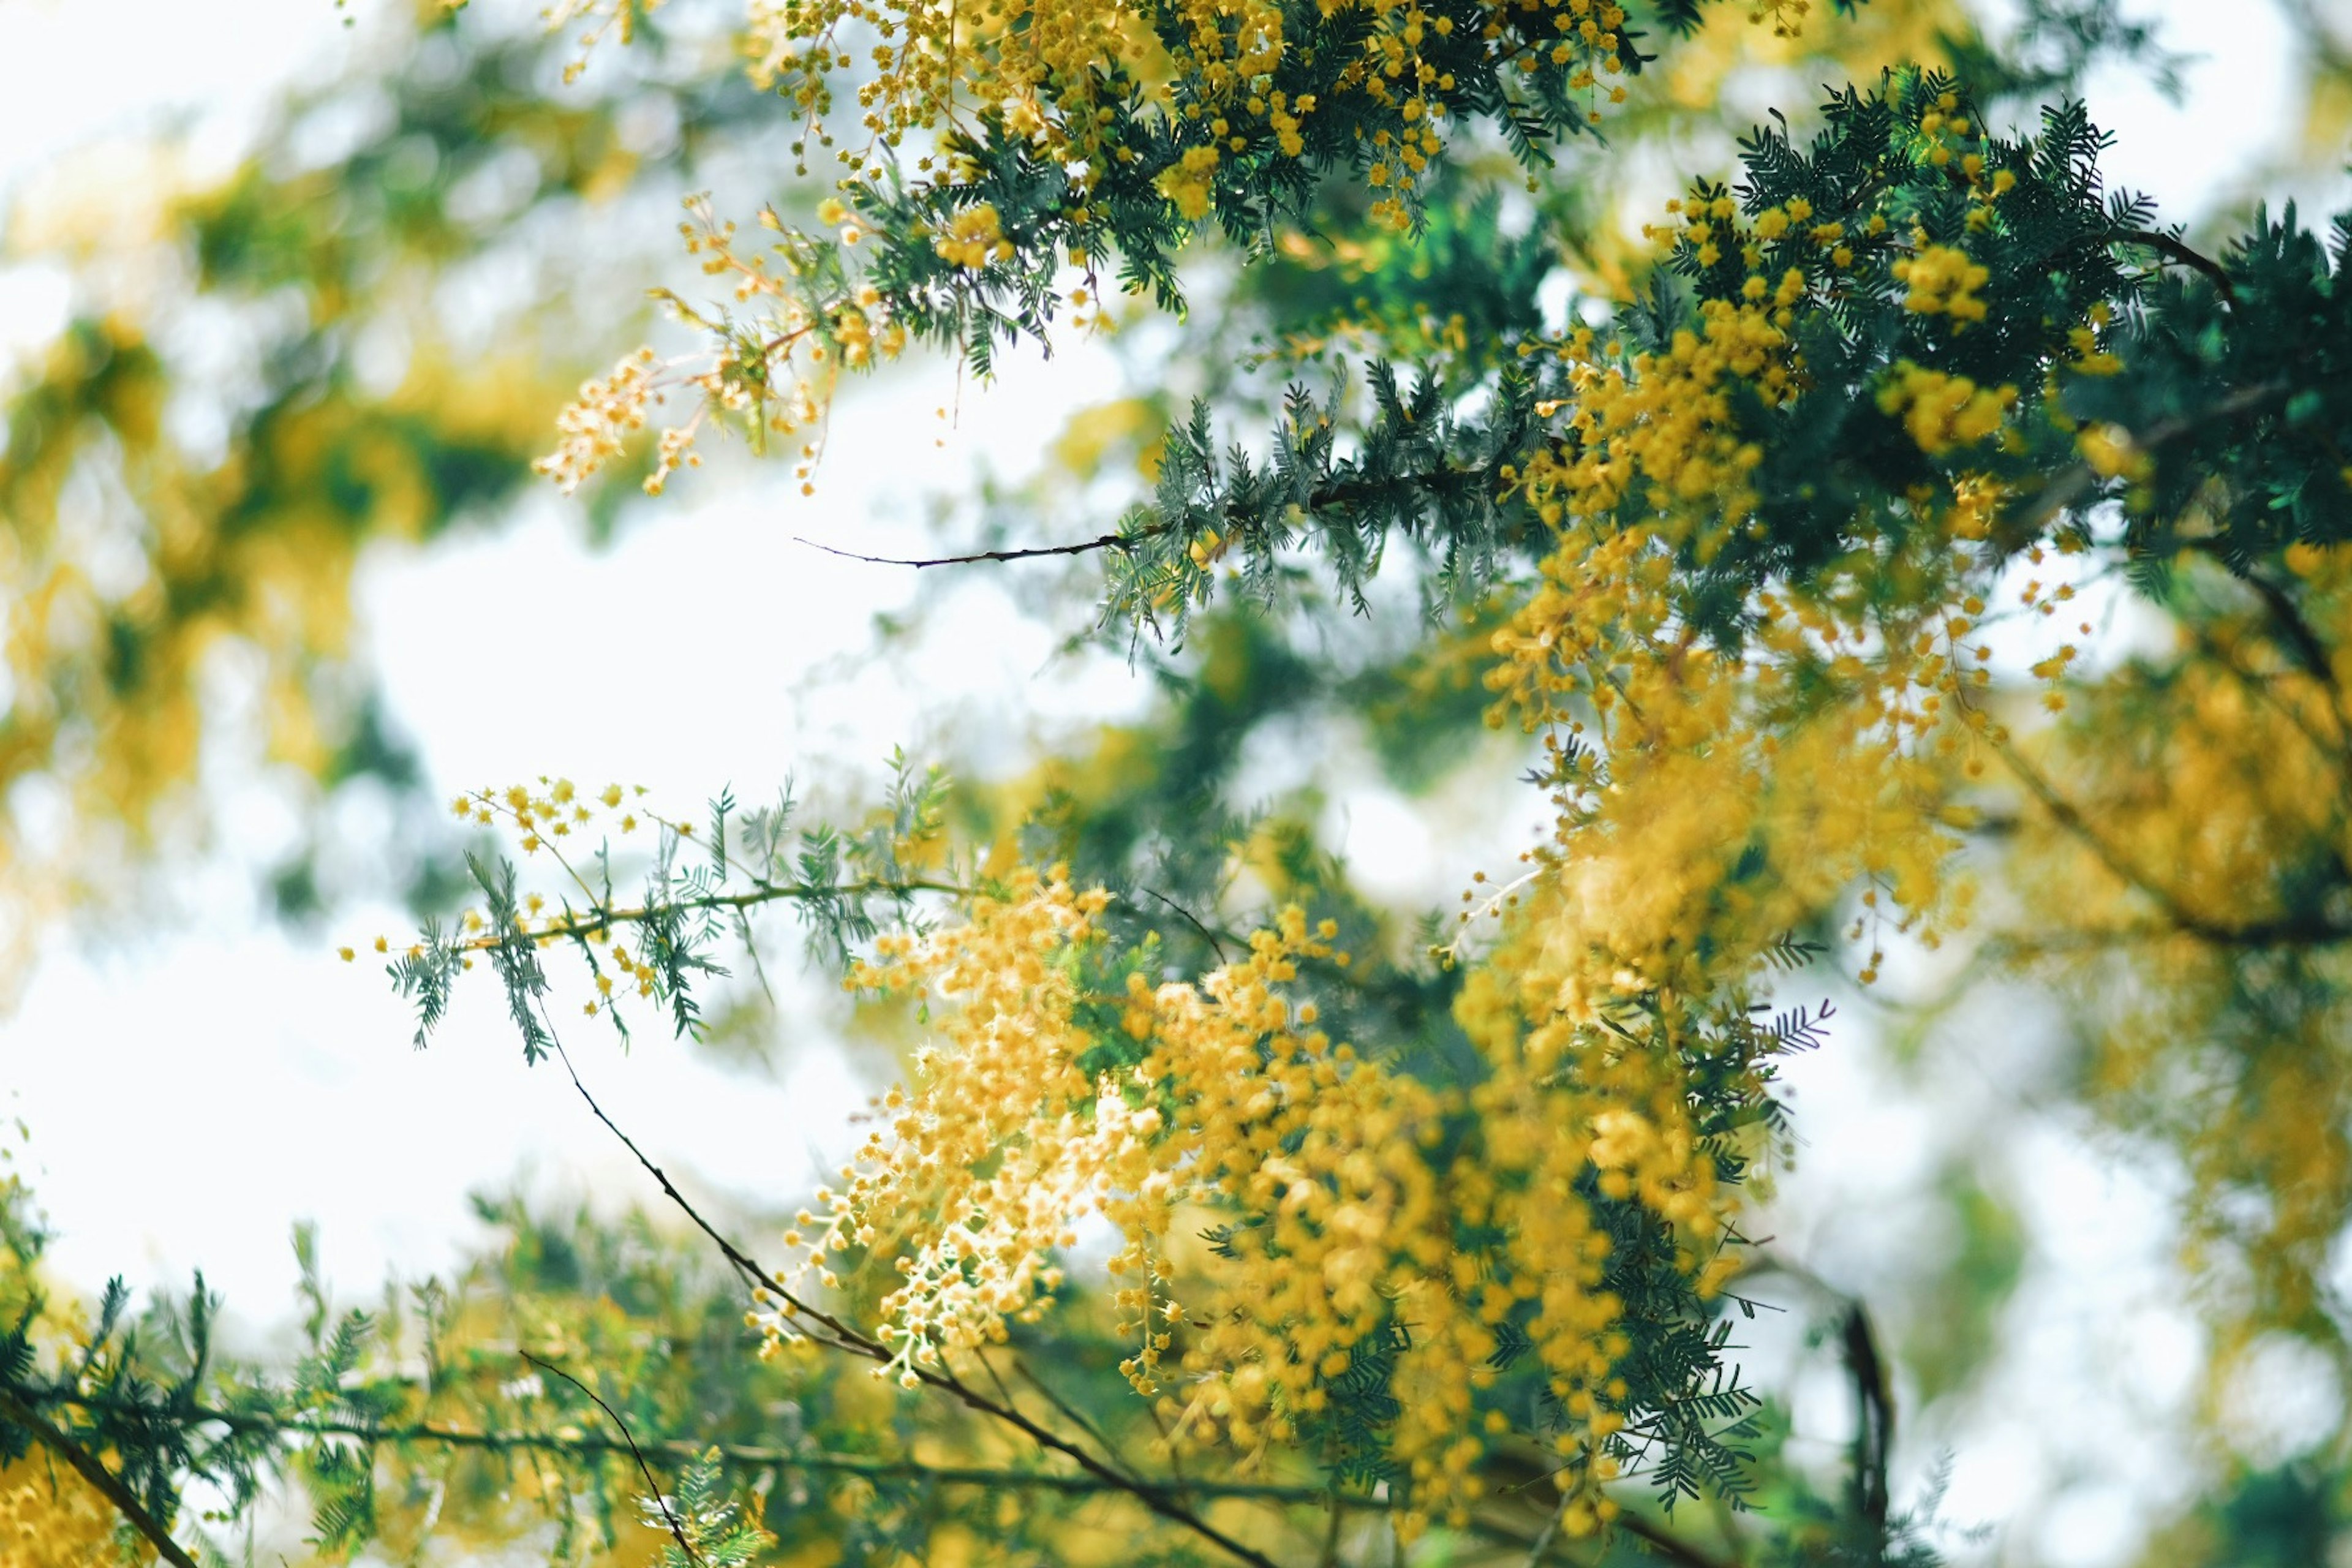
[[519, 1352, 704, 1567], [548, 1038, 870, 1359], [1131, 886, 1233, 963], [1012, 1356, 1136, 1481], [794, 532, 1136, 569]]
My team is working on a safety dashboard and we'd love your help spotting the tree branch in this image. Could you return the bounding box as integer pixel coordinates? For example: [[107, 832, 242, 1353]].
[[1839, 1305, 1892, 1532], [794, 532, 1137, 568], [23, 1386, 1377, 1505], [545, 1038, 1289, 1568], [447, 876, 966, 956], [519, 1352, 704, 1568], [0, 1383, 200, 1568], [2122, 228, 2237, 302], [1989, 737, 2350, 947]]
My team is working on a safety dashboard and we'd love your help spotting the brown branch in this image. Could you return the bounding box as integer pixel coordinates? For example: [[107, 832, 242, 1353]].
[[548, 1038, 873, 1359], [29, 1387, 1366, 1506], [1839, 1305, 1893, 1531], [1012, 1355, 1137, 1482], [794, 532, 1137, 568], [1132, 886, 1234, 963], [1989, 737, 2351, 947], [2000, 380, 2291, 547], [519, 1352, 704, 1567], [791, 456, 1493, 576], [2122, 228, 2237, 302], [451, 876, 967, 956], [0, 1384, 200, 1568]]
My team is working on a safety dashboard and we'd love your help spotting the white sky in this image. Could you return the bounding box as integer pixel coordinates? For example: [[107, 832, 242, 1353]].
[[0, 2, 2342, 1564]]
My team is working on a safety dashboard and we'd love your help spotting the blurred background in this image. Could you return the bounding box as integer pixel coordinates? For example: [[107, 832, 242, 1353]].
[[2, 1, 2349, 1562]]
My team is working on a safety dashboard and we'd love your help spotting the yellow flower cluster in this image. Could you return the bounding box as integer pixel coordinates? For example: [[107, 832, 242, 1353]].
[[1893, 243, 1991, 325], [539, 197, 906, 496], [745, 0, 1152, 167], [801, 863, 1748, 1535], [0, 1455, 117, 1568], [1155, 146, 1224, 223], [1516, 300, 1796, 541], [1488, 522, 1976, 1001], [2007, 543, 2352, 1338], [535, 4, 1843, 500], [537, 348, 662, 494], [1875, 360, 2016, 455], [1490, 187, 2024, 1001], [933, 203, 1013, 270], [736, 0, 1641, 207]]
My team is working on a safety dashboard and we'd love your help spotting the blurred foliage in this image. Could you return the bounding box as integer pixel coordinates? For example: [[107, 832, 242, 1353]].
[[10, 0, 2352, 1564], [0, 1, 778, 958]]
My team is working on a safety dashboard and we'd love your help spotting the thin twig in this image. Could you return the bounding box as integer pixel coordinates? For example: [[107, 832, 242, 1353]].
[[1318, 1487, 1347, 1568], [0, 1384, 200, 1568], [453, 876, 965, 955], [545, 1038, 1289, 1568], [519, 1352, 704, 1568], [1012, 1356, 1137, 1481], [24, 1386, 1373, 1505], [1131, 886, 1233, 963], [1521, 1490, 1573, 1565], [795, 532, 1136, 568], [548, 1038, 870, 1359], [2122, 228, 2237, 302]]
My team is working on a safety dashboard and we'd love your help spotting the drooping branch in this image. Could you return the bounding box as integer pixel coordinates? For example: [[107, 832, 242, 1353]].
[[519, 1351, 706, 1568], [0, 1383, 201, 1568], [545, 1035, 1291, 1568]]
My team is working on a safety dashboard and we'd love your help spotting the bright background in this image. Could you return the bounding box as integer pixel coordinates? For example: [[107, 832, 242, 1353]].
[[0, 1, 2339, 1562]]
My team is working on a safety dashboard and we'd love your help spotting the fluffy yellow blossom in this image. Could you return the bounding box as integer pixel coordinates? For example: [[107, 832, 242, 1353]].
[[933, 204, 1013, 270], [810, 858, 1747, 1532], [537, 348, 662, 494], [0, 1455, 117, 1568], [1875, 361, 2016, 454], [1893, 243, 1990, 325]]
